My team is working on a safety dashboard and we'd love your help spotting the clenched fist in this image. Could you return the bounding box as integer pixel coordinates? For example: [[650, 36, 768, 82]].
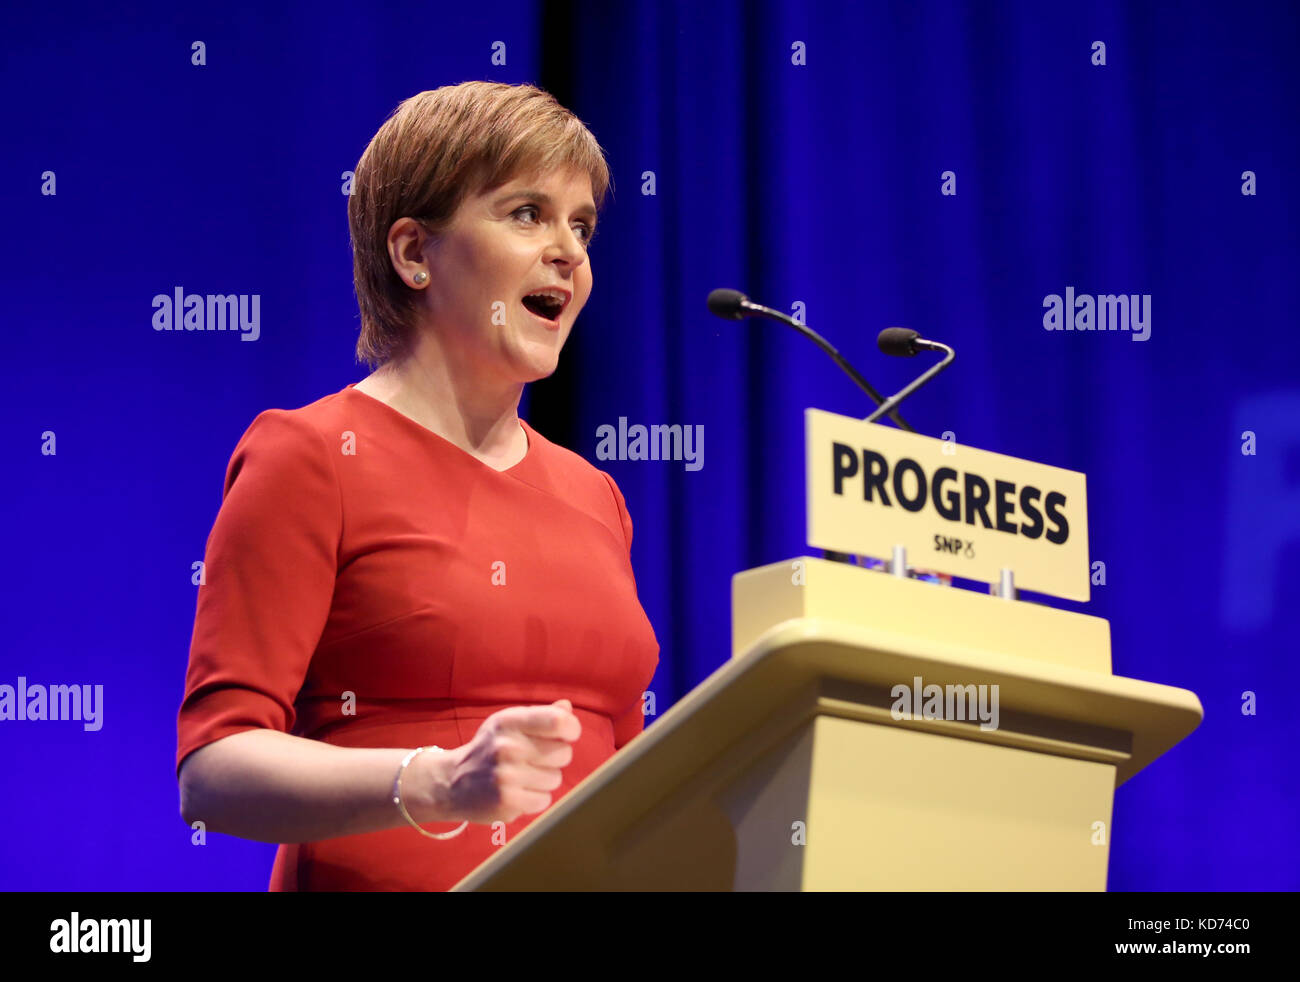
[[409, 699, 582, 826]]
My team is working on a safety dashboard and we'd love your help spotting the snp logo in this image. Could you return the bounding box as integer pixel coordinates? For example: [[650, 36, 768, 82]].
[[934, 534, 975, 558]]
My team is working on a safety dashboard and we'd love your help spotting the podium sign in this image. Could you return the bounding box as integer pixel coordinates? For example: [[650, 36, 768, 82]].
[[806, 409, 1091, 601]]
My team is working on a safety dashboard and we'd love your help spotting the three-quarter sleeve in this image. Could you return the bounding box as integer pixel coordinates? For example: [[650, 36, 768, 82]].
[[175, 410, 341, 777]]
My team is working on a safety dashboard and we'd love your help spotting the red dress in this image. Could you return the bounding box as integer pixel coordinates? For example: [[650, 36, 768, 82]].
[[175, 383, 660, 890]]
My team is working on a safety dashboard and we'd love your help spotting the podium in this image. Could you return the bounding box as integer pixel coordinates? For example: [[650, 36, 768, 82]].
[[451, 555, 1202, 890]]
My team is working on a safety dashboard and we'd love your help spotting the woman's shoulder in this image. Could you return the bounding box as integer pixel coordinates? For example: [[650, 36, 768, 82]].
[[219, 387, 361, 493], [233, 385, 356, 449], [520, 421, 633, 543], [521, 420, 614, 487]]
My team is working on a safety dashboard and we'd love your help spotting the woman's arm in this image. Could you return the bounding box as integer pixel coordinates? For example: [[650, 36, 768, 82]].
[[177, 700, 579, 843], [177, 729, 452, 843]]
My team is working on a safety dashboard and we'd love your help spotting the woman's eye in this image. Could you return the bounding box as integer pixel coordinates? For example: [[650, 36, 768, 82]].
[[514, 207, 595, 246]]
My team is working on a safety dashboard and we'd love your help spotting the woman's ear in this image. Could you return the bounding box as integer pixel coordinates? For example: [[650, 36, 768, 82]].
[[386, 217, 435, 289]]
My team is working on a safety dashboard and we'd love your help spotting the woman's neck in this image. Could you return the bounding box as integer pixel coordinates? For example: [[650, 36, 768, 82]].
[[354, 334, 527, 466]]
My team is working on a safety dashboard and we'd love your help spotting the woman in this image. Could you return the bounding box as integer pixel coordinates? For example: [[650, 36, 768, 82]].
[[175, 81, 660, 891]]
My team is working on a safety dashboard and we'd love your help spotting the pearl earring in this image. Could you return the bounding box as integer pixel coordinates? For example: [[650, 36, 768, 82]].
[[413, 271, 428, 285]]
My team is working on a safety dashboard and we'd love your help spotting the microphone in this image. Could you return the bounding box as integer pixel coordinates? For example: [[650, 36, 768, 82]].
[[705, 288, 756, 320], [706, 288, 915, 432], [877, 327, 945, 357], [865, 328, 956, 424]]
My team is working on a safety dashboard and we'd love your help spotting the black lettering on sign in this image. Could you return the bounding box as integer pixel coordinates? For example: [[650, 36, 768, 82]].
[[933, 467, 960, 520], [1044, 491, 1069, 544], [994, 480, 1017, 533], [964, 472, 992, 529], [1019, 485, 1044, 539], [893, 458, 927, 512], [863, 450, 890, 505], [832, 442, 858, 496], [825, 445, 1072, 547]]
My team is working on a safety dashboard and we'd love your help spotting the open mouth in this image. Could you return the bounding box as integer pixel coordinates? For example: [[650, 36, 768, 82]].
[[521, 291, 568, 323]]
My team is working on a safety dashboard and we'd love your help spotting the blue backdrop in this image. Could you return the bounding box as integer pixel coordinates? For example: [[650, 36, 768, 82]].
[[1, 0, 1296, 890]]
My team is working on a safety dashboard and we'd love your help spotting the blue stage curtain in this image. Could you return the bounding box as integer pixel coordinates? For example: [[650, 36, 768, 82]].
[[1, 0, 1295, 890]]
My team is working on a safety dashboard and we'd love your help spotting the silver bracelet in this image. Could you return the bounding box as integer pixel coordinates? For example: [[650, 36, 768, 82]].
[[393, 745, 469, 840]]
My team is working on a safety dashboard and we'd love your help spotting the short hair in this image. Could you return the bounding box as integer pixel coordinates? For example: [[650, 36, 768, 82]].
[[347, 81, 611, 368]]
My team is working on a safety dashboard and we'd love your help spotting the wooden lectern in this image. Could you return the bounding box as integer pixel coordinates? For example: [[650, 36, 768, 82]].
[[453, 409, 1203, 890], [452, 555, 1202, 891]]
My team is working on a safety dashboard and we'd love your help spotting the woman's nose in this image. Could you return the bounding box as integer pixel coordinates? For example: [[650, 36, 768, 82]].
[[546, 225, 588, 265]]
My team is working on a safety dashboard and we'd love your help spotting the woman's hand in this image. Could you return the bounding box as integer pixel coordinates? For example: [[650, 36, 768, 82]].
[[414, 699, 582, 826]]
